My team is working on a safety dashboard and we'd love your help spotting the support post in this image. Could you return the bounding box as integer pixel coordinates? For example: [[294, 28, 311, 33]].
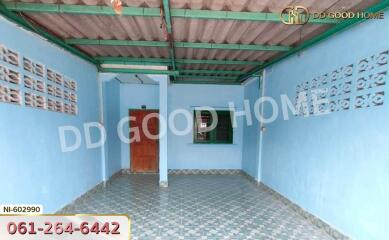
[[159, 76, 169, 187], [256, 71, 265, 182], [98, 77, 107, 183], [97, 73, 119, 184]]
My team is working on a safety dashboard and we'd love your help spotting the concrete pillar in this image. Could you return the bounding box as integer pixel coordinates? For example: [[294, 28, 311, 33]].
[[159, 76, 169, 187], [97, 73, 118, 183], [257, 72, 266, 182]]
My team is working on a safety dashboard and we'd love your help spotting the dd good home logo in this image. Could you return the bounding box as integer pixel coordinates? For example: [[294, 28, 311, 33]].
[[281, 5, 310, 25]]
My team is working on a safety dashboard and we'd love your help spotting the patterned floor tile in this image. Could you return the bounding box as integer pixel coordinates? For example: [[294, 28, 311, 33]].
[[59, 174, 334, 240]]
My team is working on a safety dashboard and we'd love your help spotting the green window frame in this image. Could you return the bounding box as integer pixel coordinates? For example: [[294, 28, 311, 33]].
[[193, 110, 233, 144]]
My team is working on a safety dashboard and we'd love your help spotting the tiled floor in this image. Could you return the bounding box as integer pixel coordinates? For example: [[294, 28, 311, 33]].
[[60, 174, 334, 240]]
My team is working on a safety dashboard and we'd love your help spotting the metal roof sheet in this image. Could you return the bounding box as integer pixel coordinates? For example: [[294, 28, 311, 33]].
[[2, 0, 381, 83]]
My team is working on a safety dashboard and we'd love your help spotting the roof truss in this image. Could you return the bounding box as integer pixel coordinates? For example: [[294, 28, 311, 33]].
[[95, 57, 262, 66], [3, 2, 339, 24], [65, 39, 292, 52], [1, 1, 388, 84]]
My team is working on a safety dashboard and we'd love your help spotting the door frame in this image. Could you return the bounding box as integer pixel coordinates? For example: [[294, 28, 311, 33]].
[[129, 109, 160, 173]]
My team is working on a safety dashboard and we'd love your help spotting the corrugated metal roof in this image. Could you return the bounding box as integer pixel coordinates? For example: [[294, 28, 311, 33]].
[[2, 0, 381, 83]]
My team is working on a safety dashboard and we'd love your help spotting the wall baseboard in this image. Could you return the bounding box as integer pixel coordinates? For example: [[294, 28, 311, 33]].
[[168, 169, 242, 175], [120, 169, 158, 175], [241, 171, 351, 240], [120, 169, 243, 175], [240, 170, 261, 185]]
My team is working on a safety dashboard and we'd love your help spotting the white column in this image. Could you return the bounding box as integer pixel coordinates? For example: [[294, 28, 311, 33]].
[[257, 71, 266, 182], [97, 73, 118, 183], [159, 76, 169, 187]]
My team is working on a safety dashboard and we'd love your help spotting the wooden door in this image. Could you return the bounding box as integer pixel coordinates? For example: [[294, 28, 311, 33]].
[[130, 110, 159, 173]]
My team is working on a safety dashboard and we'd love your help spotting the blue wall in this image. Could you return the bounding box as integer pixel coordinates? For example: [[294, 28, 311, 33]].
[[119, 84, 159, 169], [168, 84, 244, 170], [242, 78, 261, 179], [118, 83, 244, 170], [0, 18, 102, 213], [103, 79, 121, 177], [261, 15, 389, 240]]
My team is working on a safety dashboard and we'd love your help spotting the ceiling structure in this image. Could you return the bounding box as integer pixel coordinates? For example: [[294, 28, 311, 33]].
[[115, 73, 159, 84], [0, 0, 388, 84]]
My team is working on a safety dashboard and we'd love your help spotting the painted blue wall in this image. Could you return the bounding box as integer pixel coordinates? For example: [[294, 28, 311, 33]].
[[0, 18, 102, 212], [118, 83, 244, 170], [103, 79, 121, 177], [119, 84, 159, 169], [168, 84, 244, 169], [261, 14, 389, 240], [242, 78, 261, 179]]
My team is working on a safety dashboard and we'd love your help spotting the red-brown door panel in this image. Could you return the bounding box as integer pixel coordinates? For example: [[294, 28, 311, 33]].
[[130, 110, 159, 173]]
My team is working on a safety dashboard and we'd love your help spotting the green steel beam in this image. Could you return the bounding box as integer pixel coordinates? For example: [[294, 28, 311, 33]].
[[96, 57, 171, 65], [171, 8, 338, 24], [99, 67, 239, 79], [0, 3, 97, 65], [172, 80, 241, 85], [162, 0, 177, 81], [66, 39, 291, 52], [174, 42, 291, 51], [179, 69, 244, 75], [3, 2, 338, 24], [99, 59, 171, 66], [177, 75, 237, 80], [99, 68, 179, 76], [65, 39, 169, 47], [95, 56, 262, 65], [162, 0, 172, 34], [238, 0, 389, 82], [177, 58, 262, 65], [3, 2, 161, 16], [169, 47, 177, 74]]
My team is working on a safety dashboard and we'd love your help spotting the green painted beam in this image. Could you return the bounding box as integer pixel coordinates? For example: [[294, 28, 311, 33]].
[[95, 56, 262, 65], [162, 0, 172, 34], [177, 75, 237, 80], [179, 69, 244, 75], [96, 57, 171, 66], [67, 39, 291, 52], [3, 2, 338, 24], [99, 59, 171, 66], [3, 2, 161, 16], [99, 67, 239, 79], [0, 3, 97, 65], [161, 0, 177, 81], [174, 42, 291, 51], [65, 39, 169, 47], [172, 80, 241, 85], [171, 8, 338, 24], [239, 0, 389, 82], [177, 58, 262, 65], [169, 47, 177, 74], [99, 68, 179, 76]]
